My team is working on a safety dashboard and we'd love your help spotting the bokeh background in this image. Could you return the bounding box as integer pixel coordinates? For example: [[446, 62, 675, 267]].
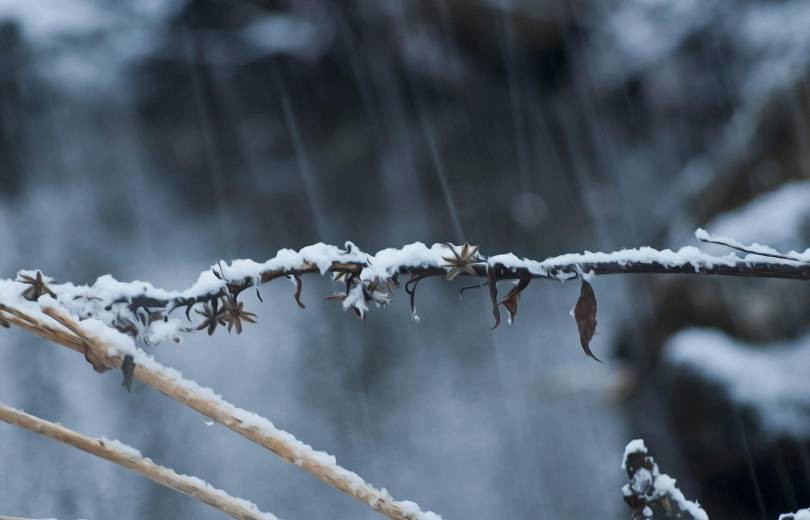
[[1, 1, 810, 519]]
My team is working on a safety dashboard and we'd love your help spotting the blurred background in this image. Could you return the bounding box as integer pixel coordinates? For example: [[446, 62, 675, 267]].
[[0, 0, 809, 518]]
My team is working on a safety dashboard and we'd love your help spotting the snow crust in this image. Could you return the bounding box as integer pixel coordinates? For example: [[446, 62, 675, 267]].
[[780, 508, 810, 520]]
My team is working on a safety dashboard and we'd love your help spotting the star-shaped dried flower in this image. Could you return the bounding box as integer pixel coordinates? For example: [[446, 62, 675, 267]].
[[221, 296, 257, 334], [17, 271, 56, 301], [441, 242, 481, 280], [195, 298, 227, 336]]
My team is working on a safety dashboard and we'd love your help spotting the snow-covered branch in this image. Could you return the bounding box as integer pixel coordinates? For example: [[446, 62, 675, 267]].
[[0, 402, 278, 520], [3, 227, 804, 520], [0, 305, 441, 520], [621, 439, 810, 519], [0, 228, 806, 362]]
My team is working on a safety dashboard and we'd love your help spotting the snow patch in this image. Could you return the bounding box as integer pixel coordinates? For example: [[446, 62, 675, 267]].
[[665, 328, 810, 437]]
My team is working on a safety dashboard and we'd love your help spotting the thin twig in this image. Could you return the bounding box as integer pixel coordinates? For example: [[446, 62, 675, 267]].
[[0, 402, 278, 520], [695, 228, 802, 262]]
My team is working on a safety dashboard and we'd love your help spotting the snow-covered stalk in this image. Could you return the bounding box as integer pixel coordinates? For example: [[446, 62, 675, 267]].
[[0, 402, 278, 520], [0, 305, 440, 520], [621, 439, 709, 520]]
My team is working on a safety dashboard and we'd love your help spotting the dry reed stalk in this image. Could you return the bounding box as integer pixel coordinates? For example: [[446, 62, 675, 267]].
[[0, 403, 277, 520], [0, 305, 437, 520]]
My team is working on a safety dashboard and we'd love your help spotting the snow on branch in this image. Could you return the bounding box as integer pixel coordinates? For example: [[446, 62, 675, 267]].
[[0, 228, 805, 365], [621, 439, 810, 519], [621, 439, 709, 520], [0, 402, 278, 520], [0, 305, 441, 520]]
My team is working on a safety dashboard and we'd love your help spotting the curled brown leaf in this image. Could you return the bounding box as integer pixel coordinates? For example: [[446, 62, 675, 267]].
[[458, 282, 486, 300], [498, 278, 530, 324], [574, 279, 602, 362], [121, 354, 135, 393], [289, 274, 305, 309], [487, 267, 501, 329], [404, 274, 426, 321]]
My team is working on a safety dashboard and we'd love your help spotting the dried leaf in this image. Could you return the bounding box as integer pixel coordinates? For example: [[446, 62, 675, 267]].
[[184, 302, 195, 321], [112, 315, 138, 337], [574, 280, 602, 362], [121, 354, 135, 393], [487, 267, 501, 329], [289, 274, 305, 309], [404, 274, 426, 321], [135, 307, 163, 326], [660, 496, 672, 515], [458, 282, 486, 300], [498, 278, 530, 324]]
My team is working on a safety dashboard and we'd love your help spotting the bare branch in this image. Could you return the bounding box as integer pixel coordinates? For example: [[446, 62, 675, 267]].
[[0, 402, 278, 520]]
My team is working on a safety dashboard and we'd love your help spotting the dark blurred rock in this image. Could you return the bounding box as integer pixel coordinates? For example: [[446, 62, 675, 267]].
[[657, 363, 810, 519]]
